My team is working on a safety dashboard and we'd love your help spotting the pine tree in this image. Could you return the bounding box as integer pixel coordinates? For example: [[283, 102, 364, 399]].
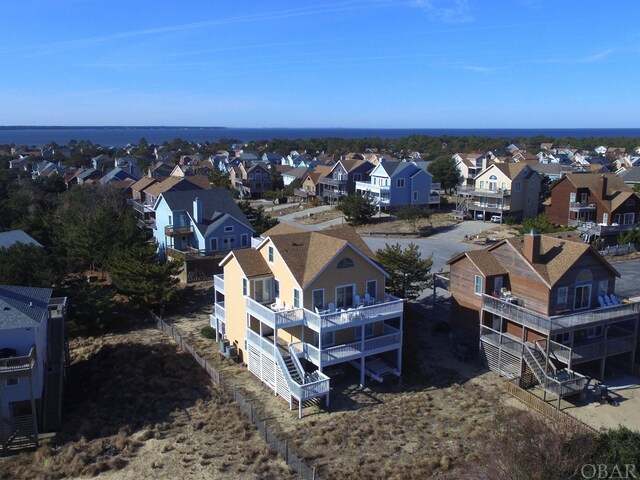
[[375, 243, 433, 299]]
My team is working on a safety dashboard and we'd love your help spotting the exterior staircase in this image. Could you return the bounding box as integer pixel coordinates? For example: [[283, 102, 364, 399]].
[[282, 352, 304, 385], [522, 343, 586, 398], [453, 196, 471, 219]]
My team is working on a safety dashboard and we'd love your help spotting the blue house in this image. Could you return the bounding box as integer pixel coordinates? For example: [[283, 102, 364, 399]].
[[152, 189, 254, 255], [355, 161, 440, 209]]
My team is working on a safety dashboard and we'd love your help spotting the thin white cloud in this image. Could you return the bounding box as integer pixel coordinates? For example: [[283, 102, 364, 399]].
[[411, 0, 474, 23], [9, 1, 400, 55], [536, 48, 615, 64], [452, 65, 493, 73]]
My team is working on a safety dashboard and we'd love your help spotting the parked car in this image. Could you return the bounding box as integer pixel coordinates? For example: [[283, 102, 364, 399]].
[[476, 212, 484, 220], [490, 215, 502, 223]]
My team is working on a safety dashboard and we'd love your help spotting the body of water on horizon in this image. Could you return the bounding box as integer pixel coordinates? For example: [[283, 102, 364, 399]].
[[1, 127, 640, 148]]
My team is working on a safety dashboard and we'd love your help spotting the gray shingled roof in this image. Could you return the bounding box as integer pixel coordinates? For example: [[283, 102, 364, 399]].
[[160, 188, 253, 237], [620, 167, 640, 183], [0, 285, 52, 329], [0, 230, 43, 249]]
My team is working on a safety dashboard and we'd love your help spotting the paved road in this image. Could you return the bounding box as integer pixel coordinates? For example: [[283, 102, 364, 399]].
[[362, 221, 487, 273], [610, 259, 640, 300]]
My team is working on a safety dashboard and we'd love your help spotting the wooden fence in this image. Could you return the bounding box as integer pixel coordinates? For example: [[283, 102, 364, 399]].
[[152, 312, 320, 480], [504, 379, 598, 435]]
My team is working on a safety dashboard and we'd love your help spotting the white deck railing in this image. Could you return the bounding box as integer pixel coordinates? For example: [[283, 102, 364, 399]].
[[214, 302, 225, 322], [214, 274, 225, 293], [0, 346, 36, 374], [306, 296, 404, 332]]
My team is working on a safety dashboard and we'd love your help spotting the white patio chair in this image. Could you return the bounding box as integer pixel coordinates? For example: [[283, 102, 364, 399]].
[[598, 296, 607, 308]]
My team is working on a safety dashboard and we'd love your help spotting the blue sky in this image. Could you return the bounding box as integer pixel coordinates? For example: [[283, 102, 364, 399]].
[[0, 1, 638, 128]]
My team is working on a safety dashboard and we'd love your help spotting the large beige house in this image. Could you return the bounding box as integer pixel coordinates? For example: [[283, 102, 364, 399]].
[[211, 224, 405, 416], [457, 163, 541, 221]]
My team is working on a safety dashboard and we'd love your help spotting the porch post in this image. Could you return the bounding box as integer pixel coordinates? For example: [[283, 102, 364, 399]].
[[600, 326, 609, 381], [360, 324, 366, 386], [29, 373, 38, 447], [398, 313, 404, 375]]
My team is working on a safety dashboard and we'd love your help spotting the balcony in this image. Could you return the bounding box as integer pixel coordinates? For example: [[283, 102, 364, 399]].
[[576, 221, 639, 236], [164, 224, 194, 236], [569, 202, 596, 213], [246, 295, 404, 332], [48, 297, 67, 319], [355, 181, 390, 194], [0, 346, 36, 379], [320, 177, 347, 187], [214, 274, 225, 293], [482, 294, 640, 334], [214, 302, 226, 322], [473, 188, 511, 198], [290, 324, 402, 368], [431, 182, 441, 191], [429, 194, 441, 204]]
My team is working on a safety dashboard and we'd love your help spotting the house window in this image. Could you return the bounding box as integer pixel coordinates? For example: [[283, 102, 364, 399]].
[[557, 287, 568, 306], [6, 378, 18, 386], [366, 280, 377, 299], [273, 279, 280, 299], [268, 246, 274, 263], [474, 275, 483, 295], [598, 280, 608, 297], [355, 323, 374, 340], [353, 173, 361, 182], [587, 325, 603, 339], [397, 178, 405, 188], [413, 191, 418, 201], [493, 276, 503, 293], [263, 173, 269, 180], [514, 181, 521, 192], [602, 213, 609, 224], [312, 289, 324, 310], [555, 332, 571, 345], [336, 284, 355, 308], [168, 214, 173, 225], [574, 284, 591, 310], [569, 192, 576, 203], [321, 331, 335, 347], [337, 258, 354, 269], [623, 213, 635, 225], [527, 194, 531, 205], [479, 181, 485, 189], [242, 278, 248, 296], [241, 234, 248, 247], [210, 238, 218, 251], [293, 289, 301, 308], [254, 278, 272, 303], [225, 226, 234, 232]]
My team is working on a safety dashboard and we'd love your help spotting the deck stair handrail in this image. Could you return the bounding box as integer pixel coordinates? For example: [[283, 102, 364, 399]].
[[274, 346, 329, 405], [534, 341, 558, 376], [522, 343, 587, 397], [287, 344, 308, 384]]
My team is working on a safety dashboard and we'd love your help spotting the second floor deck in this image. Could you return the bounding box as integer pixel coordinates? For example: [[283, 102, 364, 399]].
[[482, 294, 640, 334], [0, 346, 36, 379]]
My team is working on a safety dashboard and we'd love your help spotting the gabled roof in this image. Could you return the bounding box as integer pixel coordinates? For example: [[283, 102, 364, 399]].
[[159, 188, 253, 235], [488, 162, 529, 180], [619, 167, 640, 183], [130, 176, 158, 193], [282, 166, 310, 179], [230, 249, 272, 278], [0, 230, 43, 249], [264, 225, 382, 288], [560, 173, 639, 211], [449, 233, 619, 288], [0, 285, 52, 329]]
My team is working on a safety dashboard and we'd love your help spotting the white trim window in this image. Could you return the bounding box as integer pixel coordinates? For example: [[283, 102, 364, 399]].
[[210, 238, 218, 251], [397, 178, 405, 188], [514, 181, 521, 192], [413, 191, 418, 201], [293, 288, 301, 308], [268, 246, 274, 263], [557, 286, 568, 306], [242, 278, 248, 296], [598, 280, 608, 297], [241, 234, 248, 247], [474, 275, 483, 295], [574, 284, 591, 310], [366, 280, 377, 300], [312, 289, 324, 310]]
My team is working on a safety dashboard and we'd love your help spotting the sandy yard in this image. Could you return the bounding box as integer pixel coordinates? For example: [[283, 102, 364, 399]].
[[0, 324, 296, 480], [167, 283, 510, 479]]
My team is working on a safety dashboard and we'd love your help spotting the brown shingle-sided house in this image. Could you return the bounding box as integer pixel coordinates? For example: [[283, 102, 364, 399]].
[[447, 232, 639, 407], [544, 173, 640, 244]]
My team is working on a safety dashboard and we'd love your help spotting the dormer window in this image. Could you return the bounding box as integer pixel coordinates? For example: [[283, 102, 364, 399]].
[[337, 258, 354, 269]]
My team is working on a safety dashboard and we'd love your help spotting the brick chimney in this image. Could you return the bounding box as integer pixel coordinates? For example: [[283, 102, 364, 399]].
[[598, 174, 608, 200], [523, 230, 541, 264], [193, 197, 202, 223]]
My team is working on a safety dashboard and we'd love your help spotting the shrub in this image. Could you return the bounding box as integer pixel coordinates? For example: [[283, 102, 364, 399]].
[[200, 326, 216, 339]]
